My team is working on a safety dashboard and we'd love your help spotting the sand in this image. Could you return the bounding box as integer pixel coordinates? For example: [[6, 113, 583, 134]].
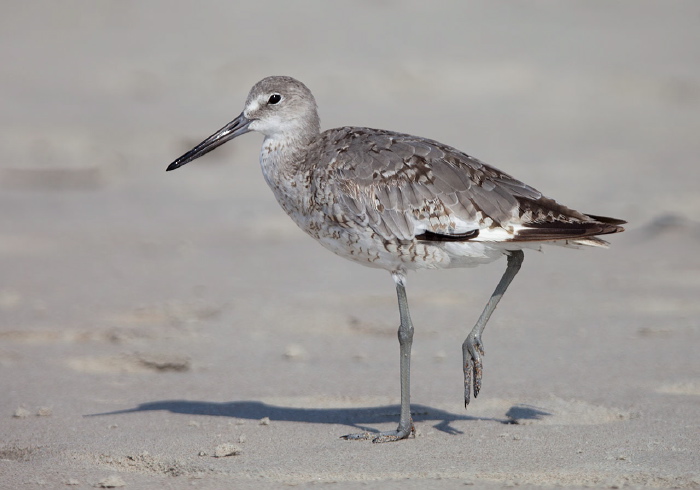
[[1, 1, 699, 488]]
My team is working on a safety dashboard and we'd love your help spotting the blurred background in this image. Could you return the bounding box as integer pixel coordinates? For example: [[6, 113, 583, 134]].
[[1, 1, 699, 486], [2, 0, 698, 319]]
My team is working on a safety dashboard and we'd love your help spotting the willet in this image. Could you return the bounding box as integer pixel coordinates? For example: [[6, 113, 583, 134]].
[[167, 76, 625, 442]]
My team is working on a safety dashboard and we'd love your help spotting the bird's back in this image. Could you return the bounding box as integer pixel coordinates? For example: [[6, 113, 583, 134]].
[[307, 127, 623, 254]]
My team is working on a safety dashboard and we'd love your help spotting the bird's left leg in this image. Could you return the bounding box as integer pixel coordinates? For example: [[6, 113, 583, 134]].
[[342, 271, 415, 442], [463, 250, 524, 406]]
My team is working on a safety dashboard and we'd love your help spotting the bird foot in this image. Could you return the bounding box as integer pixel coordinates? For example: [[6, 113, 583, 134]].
[[463, 333, 485, 406], [341, 423, 415, 443]]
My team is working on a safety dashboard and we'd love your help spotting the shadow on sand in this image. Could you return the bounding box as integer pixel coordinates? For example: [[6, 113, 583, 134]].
[[88, 400, 552, 435]]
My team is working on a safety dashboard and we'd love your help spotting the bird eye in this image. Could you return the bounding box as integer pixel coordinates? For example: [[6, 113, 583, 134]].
[[268, 94, 281, 105]]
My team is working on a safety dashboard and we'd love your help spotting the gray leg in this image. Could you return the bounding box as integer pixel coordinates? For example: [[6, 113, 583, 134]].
[[463, 250, 524, 407], [342, 271, 415, 443]]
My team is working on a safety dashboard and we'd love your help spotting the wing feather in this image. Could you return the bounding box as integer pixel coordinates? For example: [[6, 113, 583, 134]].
[[318, 128, 624, 243]]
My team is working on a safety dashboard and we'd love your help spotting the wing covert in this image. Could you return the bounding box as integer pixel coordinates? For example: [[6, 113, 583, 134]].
[[323, 128, 537, 241]]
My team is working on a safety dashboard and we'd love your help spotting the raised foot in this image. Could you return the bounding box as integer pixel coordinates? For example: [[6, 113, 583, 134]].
[[341, 424, 415, 443], [463, 333, 485, 407]]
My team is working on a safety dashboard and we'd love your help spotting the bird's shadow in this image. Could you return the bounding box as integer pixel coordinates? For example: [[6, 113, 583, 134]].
[[87, 400, 551, 436]]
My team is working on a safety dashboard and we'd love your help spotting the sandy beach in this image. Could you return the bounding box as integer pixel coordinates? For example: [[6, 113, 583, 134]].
[[1, 1, 699, 488]]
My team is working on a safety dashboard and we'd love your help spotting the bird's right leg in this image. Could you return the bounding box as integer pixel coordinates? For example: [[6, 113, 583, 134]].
[[463, 250, 524, 406]]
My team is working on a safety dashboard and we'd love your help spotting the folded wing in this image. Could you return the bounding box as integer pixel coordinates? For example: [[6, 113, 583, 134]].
[[321, 127, 625, 245]]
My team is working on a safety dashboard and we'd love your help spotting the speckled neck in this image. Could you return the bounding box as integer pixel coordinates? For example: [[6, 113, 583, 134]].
[[258, 133, 316, 217]]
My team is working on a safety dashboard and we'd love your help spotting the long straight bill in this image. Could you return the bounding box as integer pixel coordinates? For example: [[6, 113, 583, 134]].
[[167, 112, 251, 171]]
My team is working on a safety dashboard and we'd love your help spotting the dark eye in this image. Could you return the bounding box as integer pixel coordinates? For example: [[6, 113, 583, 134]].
[[268, 94, 281, 105]]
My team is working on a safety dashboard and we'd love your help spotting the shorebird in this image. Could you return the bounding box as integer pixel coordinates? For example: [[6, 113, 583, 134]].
[[167, 76, 625, 442]]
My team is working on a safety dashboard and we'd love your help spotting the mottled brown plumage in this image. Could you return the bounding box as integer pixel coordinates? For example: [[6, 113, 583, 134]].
[[313, 127, 623, 247]]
